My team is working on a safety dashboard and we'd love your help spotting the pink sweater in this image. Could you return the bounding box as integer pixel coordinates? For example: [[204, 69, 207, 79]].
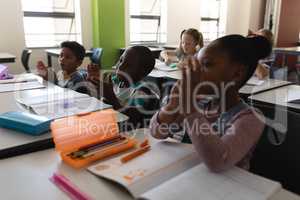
[[150, 108, 265, 172]]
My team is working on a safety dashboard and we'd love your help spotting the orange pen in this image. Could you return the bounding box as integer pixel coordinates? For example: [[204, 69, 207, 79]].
[[120, 145, 151, 163]]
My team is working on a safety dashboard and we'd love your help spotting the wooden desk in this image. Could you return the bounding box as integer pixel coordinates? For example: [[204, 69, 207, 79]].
[[45, 49, 93, 67], [0, 128, 298, 200], [0, 53, 16, 63]]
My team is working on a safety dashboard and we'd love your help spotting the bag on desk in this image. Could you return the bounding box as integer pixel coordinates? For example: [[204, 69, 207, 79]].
[[51, 109, 137, 169], [0, 111, 51, 135]]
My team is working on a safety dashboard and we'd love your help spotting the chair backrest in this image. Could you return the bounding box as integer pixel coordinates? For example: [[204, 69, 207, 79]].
[[21, 49, 32, 73], [90, 48, 103, 66], [250, 104, 300, 195]]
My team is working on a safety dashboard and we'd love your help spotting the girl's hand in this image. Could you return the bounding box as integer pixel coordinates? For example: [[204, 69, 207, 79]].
[[255, 64, 269, 80], [36, 61, 48, 80], [180, 57, 203, 116], [87, 63, 101, 84]]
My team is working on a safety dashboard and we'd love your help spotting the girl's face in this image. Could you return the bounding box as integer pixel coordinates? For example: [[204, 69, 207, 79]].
[[59, 47, 82, 74], [181, 33, 198, 55], [194, 45, 245, 94]]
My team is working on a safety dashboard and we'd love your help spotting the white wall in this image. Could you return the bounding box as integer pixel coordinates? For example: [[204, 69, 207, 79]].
[[249, 0, 266, 31], [166, 0, 201, 45], [226, 0, 252, 35], [0, 0, 26, 74], [0, 0, 93, 74]]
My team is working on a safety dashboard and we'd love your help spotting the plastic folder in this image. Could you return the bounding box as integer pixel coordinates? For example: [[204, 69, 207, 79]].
[[0, 111, 51, 135], [51, 109, 136, 168]]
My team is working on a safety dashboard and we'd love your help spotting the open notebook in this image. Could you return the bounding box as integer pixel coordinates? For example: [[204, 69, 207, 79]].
[[16, 89, 112, 120], [88, 139, 281, 200]]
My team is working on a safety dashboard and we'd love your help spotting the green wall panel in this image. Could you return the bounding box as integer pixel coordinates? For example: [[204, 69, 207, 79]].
[[92, 0, 125, 68]]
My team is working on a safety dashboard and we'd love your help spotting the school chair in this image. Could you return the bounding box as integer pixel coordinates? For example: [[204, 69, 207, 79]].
[[250, 104, 300, 195], [90, 48, 103, 66], [21, 49, 32, 73]]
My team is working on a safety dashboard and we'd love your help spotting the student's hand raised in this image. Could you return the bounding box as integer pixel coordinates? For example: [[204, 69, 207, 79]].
[[180, 57, 203, 116], [36, 61, 48, 80], [87, 63, 101, 84]]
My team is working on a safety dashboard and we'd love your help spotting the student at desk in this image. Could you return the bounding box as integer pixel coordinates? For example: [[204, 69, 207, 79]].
[[160, 28, 204, 66], [87, 46, 160, 126], [150, 35, 272, 172], [36, 41, 92, 95], [248, 29, 275, 80]]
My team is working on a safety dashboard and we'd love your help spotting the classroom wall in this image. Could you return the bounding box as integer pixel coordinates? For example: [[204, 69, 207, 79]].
[[0, 0, 26, 74], [91, 0, 126, 68], [277, 0, 300, 47], [249, 0, 267, 31], [166, 0, 201, 45]]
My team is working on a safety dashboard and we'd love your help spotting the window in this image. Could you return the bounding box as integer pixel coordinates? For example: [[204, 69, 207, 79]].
[[200, 0, 227, 42], [21, 0, 82, 48], [129, 0, 167, 44]]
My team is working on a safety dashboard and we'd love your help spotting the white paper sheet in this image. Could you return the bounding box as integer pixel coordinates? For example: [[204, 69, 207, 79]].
[[0, 81, 45, 93], [287, 89, 300, 104], [141, 164, 281, 200], [31, 97, 112, 120], [247, 76, 265, 86], [16, 89, 89, 106], [88, 140, 200, 198], [155, 60, 178, 72]]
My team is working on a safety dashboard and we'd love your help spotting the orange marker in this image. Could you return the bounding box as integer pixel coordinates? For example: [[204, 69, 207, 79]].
[[139, 139, 149, 148], [121, 145, 151, 163]]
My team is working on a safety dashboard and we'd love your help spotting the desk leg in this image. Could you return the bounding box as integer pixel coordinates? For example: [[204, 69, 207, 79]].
[[47, 54, 52, 67]]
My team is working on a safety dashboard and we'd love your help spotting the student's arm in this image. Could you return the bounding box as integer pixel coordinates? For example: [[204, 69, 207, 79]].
[[160, 50, 179, 65], [184, 110, 264, 173], [86, 64, 122, 108], [255, 64, 270, 80], [36, 61, 57, 83], [150, 81, 183, 139]]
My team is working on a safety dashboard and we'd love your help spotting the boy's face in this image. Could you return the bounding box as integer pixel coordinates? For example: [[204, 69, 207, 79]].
[[115, 48, 140, 83], [59, 47, 82, 74]]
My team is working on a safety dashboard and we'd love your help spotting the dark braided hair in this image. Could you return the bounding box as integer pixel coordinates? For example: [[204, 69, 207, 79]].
[[209, 34, 272, 87]]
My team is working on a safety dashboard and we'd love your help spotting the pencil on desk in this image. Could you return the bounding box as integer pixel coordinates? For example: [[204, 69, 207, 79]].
[[120, 145, 150, 163]]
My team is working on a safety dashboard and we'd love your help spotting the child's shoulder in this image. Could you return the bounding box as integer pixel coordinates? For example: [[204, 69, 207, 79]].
[[70, 69, 88, 83], [232, 106, 265, 128]]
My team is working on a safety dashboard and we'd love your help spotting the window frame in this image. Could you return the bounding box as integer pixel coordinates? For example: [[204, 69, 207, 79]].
[[130, 14, 161, 44], [22, 1, 80, 49], [200, 0, 225, 42]]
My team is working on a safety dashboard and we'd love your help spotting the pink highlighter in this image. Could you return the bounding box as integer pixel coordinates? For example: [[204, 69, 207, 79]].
[[50, 173, 93, 200]]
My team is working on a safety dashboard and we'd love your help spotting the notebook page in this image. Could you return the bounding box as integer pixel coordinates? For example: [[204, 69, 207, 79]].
[[31, 97, 112, 120], [16, 88, 88, 106], [88, 140, 200, 198], [0, 81, 45, 93], [155, 60, 179, 72], [141, 164, 281, 200]]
